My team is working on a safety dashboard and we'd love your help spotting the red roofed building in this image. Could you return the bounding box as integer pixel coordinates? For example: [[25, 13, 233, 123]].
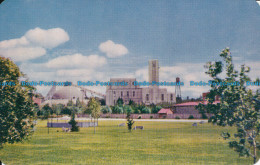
[[174, 101, 220, 114], [158, 108, 173, 118]]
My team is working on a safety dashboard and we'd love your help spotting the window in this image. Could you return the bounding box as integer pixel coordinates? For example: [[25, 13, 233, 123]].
[[121, 91, 123, 97], [133, 91, 135, 97], [146, 94, 149, 101], [113, 91, 115, 94], [161, 94, 164, 101], [170, 94, 173, 101], [127, 91, 129, 97]]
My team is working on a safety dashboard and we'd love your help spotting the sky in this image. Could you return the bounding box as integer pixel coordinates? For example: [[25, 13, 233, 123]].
[[0, 0, 259, 98]]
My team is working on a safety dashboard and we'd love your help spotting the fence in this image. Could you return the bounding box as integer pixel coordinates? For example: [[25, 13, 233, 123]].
[[77, 113, 212, 119], [47, 122, 97, 128]]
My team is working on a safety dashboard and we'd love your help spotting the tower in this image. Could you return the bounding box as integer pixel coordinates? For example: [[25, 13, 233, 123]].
[[148, 60, 159, 104], [148, 59, 159, 83], [175, 77, 182, 103]]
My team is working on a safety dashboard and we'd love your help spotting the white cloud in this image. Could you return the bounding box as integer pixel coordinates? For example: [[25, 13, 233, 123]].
[[46, 54, 107, 69], [0, 27, 69, 62], [99, 40, 128, 58], [25, 28, 69, 49], [0, 47, 46, 61]]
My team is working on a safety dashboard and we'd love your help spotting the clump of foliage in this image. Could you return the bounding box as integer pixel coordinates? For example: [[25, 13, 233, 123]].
[[188, 115, 194, 119], [87, 97, 101, 134], [175, 116, 180, 119], [126, 111, 134, 131], [101, 105, 112, 114], [0, 57, 35, 148], [197, 48, 260, 164], [68, 112, 79, 132]]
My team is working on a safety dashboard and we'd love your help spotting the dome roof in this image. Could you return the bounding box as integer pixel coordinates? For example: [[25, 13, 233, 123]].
[[51, 86, 84, 100]]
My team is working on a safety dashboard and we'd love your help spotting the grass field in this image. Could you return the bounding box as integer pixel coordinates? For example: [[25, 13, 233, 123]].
[[0, 120, 255, 165]]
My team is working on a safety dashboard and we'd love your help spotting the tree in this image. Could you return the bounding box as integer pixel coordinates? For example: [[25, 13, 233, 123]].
[[61, 106, 72, 115], [197, 48, 260, 164], [112, 105, 123, 114], [116, 97, 124, 106], [151, 105, 162, 114], [67, 99, 74, 106], [141, 107, 151, 114], [123, 105, 133, 114], [101, 106, 112, 114], [0, 57, 35, 148], [126, 110, 134, 131], [76, 98, 82, 107], [128, 99, 135, 106], [69, 112, 79, 132], [41, 104, 53, 119], [87, 97, 101, 134]]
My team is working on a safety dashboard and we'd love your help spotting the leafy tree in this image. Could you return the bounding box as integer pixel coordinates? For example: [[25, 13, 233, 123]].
[[197, 48, 260, 163], [41, 104, 53, 119], [51, 104, 64, 116], [112, 105, 123, 114], [87, 97, 101, 134], [100, 98, 106, 106], [126, 110, 134, 131], [151, 105, 162, 114], [123, 105, 133, 114], [116, 97, 124, 106], [67, 99, 74, 106], [76, 98, 82, 107], [141, 107, 151, 114], [61, 107, 72, 115], [101, 106, 112, 114], [128, 99, 135, 106], [0, 57, 35, 148], [69, 112, 79, 132]]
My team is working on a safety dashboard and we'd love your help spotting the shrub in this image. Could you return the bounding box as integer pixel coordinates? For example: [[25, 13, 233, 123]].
[[201, 113, 208, 119], [69, 113, 79, 132], [101, 106, 112, 114], [138, 115, 142, 119], [175, 116, 180, 119], [188, 115, 194, 119], [150, 116, 153, 119]]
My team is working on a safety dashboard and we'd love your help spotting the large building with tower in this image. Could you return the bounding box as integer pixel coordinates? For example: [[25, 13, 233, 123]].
[[106, 60, 176, 106]]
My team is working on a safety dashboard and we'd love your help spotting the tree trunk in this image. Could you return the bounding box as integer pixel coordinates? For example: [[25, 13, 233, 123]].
[[94, 118, 96, 134], [253, 139, 257, 164]]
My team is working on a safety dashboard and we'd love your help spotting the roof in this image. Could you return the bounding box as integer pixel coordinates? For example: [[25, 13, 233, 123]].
[[52, 86, 84, 100], [174, 101, 220, 107], [158, 108, 172, 114]]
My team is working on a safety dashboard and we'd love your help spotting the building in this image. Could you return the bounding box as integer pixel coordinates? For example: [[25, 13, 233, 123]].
[[42, 85, 89, 106], [174, 101, 220, 114], [158, 108, 173, 118], [106, 60, 176, 106]]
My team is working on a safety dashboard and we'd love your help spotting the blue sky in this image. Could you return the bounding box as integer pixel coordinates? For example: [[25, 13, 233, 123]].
[[0, 0, 259, 97]]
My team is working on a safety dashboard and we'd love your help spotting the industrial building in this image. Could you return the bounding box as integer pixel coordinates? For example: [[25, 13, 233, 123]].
[[106, 60, 176, 106]]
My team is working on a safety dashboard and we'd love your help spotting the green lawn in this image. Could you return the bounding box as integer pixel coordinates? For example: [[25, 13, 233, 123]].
[[0, 120, 255, 165]]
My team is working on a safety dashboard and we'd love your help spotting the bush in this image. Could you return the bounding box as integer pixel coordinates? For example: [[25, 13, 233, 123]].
[[69, 113, 79, 132], [175, 116, 180, 119], [151, 105, 162, 113], [101, 106, 112, 114], [141, 107, 151, 114], [188, 115, 194, 119], [201, 113, 208, 119], [150, 116, 153, 119], [138, 115, 142, 119]]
